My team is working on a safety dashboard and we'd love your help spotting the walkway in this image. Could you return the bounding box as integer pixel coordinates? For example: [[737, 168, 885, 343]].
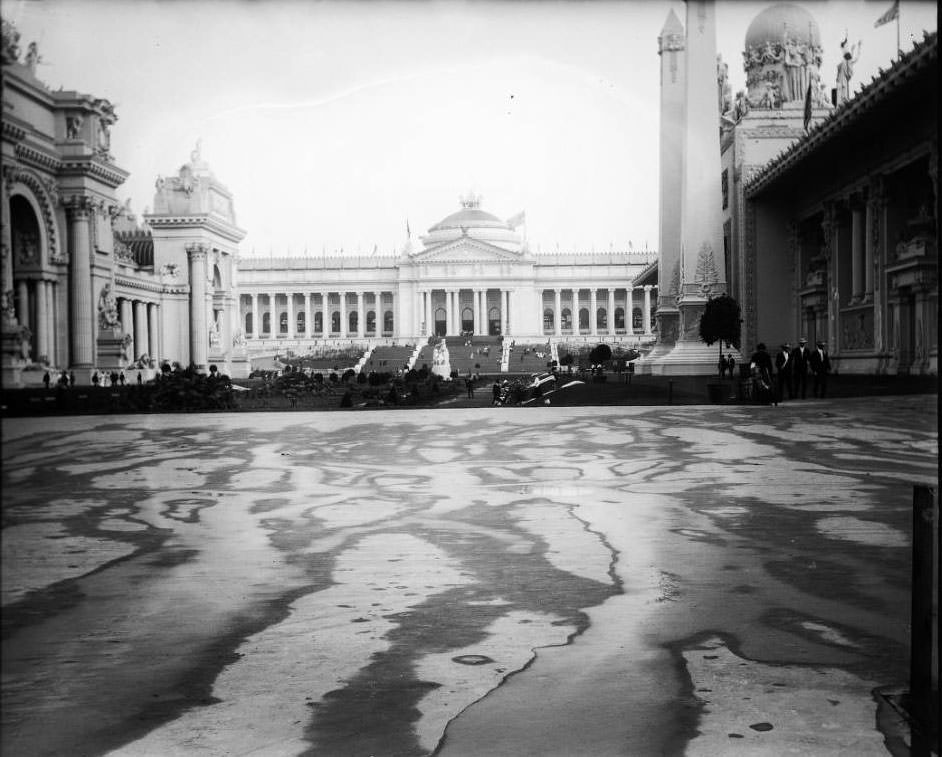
[[1, 396, 935, 756]]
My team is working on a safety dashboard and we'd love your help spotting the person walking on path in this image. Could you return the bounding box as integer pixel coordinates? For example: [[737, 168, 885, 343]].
[[69, 371, 76, 387], [749, 343, 776, 406], [790, 338, 810, 399], [491, 381, 501, 406], [465, 375, 475, 399], [775, 343, 792, 402], [717, 355, 727, 379], [810, 341, 831, 398], [42, 371, 50, 389], [725, 353, 736, 379]]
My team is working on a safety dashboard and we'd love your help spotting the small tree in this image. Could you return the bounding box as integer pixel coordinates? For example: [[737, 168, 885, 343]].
[[589, 343, 612, 365], [699, 295, 742, 364]]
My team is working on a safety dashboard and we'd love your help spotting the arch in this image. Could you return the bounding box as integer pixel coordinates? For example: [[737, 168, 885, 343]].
[[296, 311, 306, 334], [434, 307, 447, 337], [614, 307, 625, 330], [262, 312, 271, 334], [578, 308, 589, 331], [632, 307, 643, 330], [366, 310, 376, 333], [314, 311, 323, 334], [10, 195, 42, 271], [245, 312, 253, 336], [348, 311, 358, 333], [597, 307, 607, 329], [543, 308, 554, 331], [279, 311, 289, 334], [9, 170, 59, 263], [561, 308, 572, 330], [331, 311, 341, 333], [461, 306, 474, 333], [488, 306, 501, 336], [383, 310, 394, 333]]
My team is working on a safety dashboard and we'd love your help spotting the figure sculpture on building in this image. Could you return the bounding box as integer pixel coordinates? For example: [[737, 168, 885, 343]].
[[24, 41, 40, 72], [66, 114, 83, 140], [836, 38, 862, 104], [98, 282, 119, 329]]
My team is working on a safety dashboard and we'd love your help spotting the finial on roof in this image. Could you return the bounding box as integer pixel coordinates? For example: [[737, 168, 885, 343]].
[[459, 191, 481, 209]]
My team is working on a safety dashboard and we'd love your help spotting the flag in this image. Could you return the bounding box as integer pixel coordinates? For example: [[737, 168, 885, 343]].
[[506, 211, 526, 229], [803, 82, 813, 132], [874, 0, 899, 27]]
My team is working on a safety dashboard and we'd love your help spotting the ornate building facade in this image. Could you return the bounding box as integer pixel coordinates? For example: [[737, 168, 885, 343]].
[[1, 21, 245, 386], [236, 195, 658, 351], [745, 32, 938, 375]]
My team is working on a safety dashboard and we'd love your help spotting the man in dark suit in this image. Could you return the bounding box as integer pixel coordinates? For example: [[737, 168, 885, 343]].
[[775, 343, 792, 402], [810, 340, 831, 398], [790, 337, 810, 399]]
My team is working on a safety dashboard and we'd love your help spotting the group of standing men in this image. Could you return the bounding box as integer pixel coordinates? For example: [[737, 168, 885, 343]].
[[773, 337, 831, 401]]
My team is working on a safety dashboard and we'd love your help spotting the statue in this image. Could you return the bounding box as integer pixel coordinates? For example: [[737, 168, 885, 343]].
[[120, 333, 133, 361], [66, 114, 83, 140], [1, 288, 15, 323], [24, 41, 40, 72], [17, 325, 32, 360], [97, 120, 111, 153], [2, 18, 21, 64], [209, 320, 220, 347], [97, 282, 119, 329], [761, 40, 782, 65], [782, 36, 806, 102], [716, 55, 732, 115], [232, 329, 246, 348], [836, 38, 862, 105], [155, 175, 166, 192]]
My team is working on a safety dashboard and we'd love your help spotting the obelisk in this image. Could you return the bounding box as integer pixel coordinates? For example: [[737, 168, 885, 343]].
[[654, 8, 685, 347], [652, 0, 727, 374]]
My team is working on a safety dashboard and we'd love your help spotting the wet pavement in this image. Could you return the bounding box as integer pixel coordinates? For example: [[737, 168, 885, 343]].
[[1, 395, 936, 756]]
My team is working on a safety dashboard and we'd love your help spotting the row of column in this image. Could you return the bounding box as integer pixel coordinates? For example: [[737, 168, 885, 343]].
[[14, 277, 58, 363], [414, 288, 510, 337], [117, 296, 160, 363], [545, 285, 653, 336], [246, 291, 394, 339]]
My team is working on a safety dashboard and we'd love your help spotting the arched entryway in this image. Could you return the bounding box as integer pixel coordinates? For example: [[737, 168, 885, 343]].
[[434, 307, 447, 337], [461, 307, 474, 333], [488, 306, 501, 336]]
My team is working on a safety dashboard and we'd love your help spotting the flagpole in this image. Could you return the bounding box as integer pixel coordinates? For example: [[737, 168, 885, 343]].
[[896, 1, 901, 57]]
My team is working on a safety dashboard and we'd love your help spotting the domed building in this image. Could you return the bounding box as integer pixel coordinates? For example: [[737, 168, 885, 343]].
[[235, 192, 658, 348]]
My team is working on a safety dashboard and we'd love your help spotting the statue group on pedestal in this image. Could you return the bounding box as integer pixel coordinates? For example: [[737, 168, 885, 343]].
[[98, 282, 119, 330]]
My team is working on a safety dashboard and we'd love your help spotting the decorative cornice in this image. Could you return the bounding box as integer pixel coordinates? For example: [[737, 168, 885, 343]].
[[2, 119, 27, 144], [746, 32, 938, 197], [58, 157, 129, 188], [146, 214, 247, 243], [13, 143, 61, 173], [114, 275, 167, 295]]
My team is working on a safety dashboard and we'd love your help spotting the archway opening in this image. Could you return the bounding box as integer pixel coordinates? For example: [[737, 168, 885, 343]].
[[366, 310, 376, 333], [543, 308, 554, 332], [434, 307, 447, 337], [579, 308, 589, 331], [461, 307, 474, 333], [488, 306, 501, 336], [245, 312, 253, 336]]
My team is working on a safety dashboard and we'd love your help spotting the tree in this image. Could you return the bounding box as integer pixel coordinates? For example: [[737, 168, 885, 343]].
[[589, 343, 612, 365], [699, 294, 742, 363]]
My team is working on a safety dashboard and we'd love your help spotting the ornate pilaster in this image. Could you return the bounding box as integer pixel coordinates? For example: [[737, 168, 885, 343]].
[[66, 196, 95, 367], [186, 242, 209, 370]]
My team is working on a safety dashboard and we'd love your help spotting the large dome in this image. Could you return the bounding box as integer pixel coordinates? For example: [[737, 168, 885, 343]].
[[420, 194, 522, 253], [745, 3, 821, 50]]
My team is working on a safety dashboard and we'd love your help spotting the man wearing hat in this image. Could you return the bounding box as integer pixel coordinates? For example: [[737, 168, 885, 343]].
[[790, 338, 811, 399], [775, 343, 793, 402], [810, 340, 831, 398]]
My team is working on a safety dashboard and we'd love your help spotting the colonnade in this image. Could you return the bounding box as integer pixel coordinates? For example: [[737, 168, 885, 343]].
[[414, 288, 510, 337], [243, 290, 396, 339], [117, 296, 160, 363], [13, 277, 59, 364], [543, 285, 654, 336]]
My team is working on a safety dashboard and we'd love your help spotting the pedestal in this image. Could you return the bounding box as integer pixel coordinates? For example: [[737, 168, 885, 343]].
[[97, 328, 130, 370], [229, 348, 250, 379]]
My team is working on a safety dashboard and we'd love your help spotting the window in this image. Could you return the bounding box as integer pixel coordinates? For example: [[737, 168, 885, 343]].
[[579, 308, 589, 330], [614, 308, 625, 330], [543, 308, 554, 330], [245, 312, 253, 335]]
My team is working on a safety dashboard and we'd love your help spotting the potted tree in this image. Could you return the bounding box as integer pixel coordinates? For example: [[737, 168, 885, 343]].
[[699, 295, 742, 403]]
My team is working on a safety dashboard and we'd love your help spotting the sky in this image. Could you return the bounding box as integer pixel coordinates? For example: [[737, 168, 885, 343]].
[[5, 0, 937, 257]]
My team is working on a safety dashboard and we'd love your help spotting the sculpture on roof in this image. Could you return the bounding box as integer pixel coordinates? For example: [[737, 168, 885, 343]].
[[66, 113, 84, 140], [835, 37, 862, 105], [24, 41, 41, 73], [2, 18, 21, 64]]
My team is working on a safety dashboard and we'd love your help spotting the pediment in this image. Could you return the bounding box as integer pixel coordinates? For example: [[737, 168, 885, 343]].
[[410, 238, 521, 264]]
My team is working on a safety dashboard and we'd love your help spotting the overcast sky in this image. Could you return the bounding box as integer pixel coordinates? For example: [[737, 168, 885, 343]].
[[5, 0, 937, 257]]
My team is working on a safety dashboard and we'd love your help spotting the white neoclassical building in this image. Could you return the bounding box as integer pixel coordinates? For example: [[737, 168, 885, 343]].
[[236, 195, 658, 352]]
